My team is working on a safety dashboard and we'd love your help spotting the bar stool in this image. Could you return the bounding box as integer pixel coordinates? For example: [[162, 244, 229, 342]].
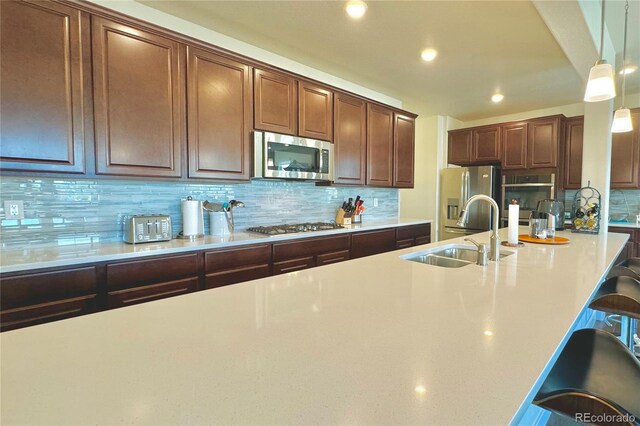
[[533, 328, 640, 424], [597, 267, 640, 350]]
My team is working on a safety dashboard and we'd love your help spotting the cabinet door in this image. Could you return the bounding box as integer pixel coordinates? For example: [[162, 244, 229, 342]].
[[333, 93, 366, 185], [0, 1, 88, 173], [351, 228, 397, 258], [611, 110, 639, 189], [298, 81, 332, 141], [187, 47, 252, 180], [254, 68, 297, 135], [501, 123, 528, 170], [366, 104, 394, 187], [563, 117, 584, 189], [448, 129, 472, 165], [106, 253, 199, 291], [528, 117, 560, 168], [92, 17, 184, 177], [393, 113, 415, 188], [473, 126, 500, 163]]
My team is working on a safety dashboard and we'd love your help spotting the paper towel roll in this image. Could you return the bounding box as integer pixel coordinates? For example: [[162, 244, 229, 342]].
[[508, 203, 519, 245], [181, 199, 203, 237]]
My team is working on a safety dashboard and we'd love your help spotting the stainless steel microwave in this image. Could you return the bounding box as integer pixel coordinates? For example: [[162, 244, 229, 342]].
[[253, 131, 334, 181]]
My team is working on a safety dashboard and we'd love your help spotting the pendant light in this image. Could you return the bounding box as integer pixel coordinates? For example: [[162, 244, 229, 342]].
[[584, 0, 616, 102], [612, 0, 633, 133]]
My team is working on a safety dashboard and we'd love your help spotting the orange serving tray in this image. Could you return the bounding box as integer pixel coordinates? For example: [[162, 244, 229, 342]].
[[518, 234, 570, 245]]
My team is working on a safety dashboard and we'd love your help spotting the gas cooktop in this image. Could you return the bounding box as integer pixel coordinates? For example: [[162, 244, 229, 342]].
[[246, 222, 343, 236]]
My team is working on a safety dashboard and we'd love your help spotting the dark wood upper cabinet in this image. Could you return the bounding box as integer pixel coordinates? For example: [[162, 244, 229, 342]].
[[298, 81, 333, 141], [563, 116, 584, 189], [0, 0, 89, 174], [611, 109, 640, 188], [528, 116, 560, 168], [254, 68, 297, 135], [366, 104, 394, 187], [474, 126, 500, 163], [333, 93, 367, 185], [448, 129, 472, 165], [501, 123, 528, 170], [186, 47, 252, 180], [393, 113, 415, 188], [92, 17, 184, 178]]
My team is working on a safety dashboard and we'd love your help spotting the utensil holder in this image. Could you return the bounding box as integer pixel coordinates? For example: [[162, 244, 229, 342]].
[[209, 211, 230, 236], [352, 214, 362, 224]]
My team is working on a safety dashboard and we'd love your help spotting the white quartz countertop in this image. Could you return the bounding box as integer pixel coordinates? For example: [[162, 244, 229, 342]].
[[608, 220, 640, 229], [0, 218, 431, 274], [0, 227, 628, 425]]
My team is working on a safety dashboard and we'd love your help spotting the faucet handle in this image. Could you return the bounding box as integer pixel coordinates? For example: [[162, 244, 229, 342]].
[[464, 237, 481, 248]]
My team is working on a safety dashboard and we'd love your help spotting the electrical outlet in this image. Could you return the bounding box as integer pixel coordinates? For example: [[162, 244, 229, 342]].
[[373, 198, 379, 207], [4, 200, 24, 220]]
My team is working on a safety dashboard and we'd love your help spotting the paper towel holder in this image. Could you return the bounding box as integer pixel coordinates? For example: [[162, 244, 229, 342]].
[[178, 196, 204, 240]]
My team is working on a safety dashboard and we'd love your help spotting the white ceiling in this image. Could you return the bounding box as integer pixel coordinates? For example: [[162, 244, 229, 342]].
[[139, 0, 639, 121]]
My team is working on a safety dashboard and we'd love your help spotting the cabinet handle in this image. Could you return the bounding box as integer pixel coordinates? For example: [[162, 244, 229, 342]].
[[279, 264, 311, 273]]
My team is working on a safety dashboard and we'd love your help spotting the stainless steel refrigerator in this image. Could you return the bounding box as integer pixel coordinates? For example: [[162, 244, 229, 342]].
[[439, 166, 500, 241]]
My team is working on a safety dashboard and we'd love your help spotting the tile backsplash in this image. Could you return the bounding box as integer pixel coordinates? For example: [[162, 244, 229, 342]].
[[0, 177, 399, 247], [564, 188, 640, 219]]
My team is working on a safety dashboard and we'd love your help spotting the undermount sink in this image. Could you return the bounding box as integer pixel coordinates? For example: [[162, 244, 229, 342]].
[[401, 244, 514, 268]]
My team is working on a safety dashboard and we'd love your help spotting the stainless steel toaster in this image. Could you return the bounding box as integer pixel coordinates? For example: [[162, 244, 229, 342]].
[[123, 215, 172, 244]]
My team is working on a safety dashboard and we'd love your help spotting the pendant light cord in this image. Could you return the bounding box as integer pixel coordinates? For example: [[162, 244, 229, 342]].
[[599, 0, 606, 60], [621, 0, 629, 107]]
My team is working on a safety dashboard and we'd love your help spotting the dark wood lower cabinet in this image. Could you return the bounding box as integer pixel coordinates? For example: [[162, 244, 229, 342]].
[[204, 244, 271, 289], [1, 224, 430, 331], [272, 234, 350, 275], [107, 277, 198, 309], [609, 227, 637, 264], [0, 266, 97, 332], [351, 228, 397, 258], [273, 257, 316, 275]]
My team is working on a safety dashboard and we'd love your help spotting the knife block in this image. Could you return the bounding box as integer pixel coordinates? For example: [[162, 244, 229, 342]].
[[335, 208, 351, 225]]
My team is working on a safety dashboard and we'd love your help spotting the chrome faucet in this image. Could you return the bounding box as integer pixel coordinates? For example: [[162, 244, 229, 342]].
[[457, 194, 501, 262]]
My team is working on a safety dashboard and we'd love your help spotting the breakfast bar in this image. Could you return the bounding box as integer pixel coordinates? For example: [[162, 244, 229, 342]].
[[0, 228, 629, 424]]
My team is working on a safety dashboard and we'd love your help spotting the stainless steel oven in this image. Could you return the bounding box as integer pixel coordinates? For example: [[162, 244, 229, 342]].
[[253, 131, 334, 181], [501, 173, 555, 222]]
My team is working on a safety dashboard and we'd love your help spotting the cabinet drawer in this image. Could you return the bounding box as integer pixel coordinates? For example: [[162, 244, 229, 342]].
[[205, 264, 271, 289], [205, 244, 271, 273], [273, 257, 315, 275], [396, 238, 414, 249], [396, 224, 431, 241], [273, 235, 350, 261], [351, 228, 397, 258], [1, 267, 96, 310], [415, 235, 431, 245], [1, 295, 96, 332], [317, 250, 350, 266], [107, 253, 199, 290], [107, 277, 198, 309]]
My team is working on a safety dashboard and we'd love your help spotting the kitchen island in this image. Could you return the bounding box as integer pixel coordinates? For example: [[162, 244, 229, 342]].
[[0, 227, 629, 425]]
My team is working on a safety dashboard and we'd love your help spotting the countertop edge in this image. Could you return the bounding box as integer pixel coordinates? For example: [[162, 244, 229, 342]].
[[0, 219, 432, 274]]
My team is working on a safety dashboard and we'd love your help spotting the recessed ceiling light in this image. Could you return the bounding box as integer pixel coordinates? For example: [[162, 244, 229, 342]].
[[484, 330, 494, 336], [491, 94, 504, 103], [619, 65, 637, 75], [420, 49, 438, 62], [414, 385, 427, 395], [345, 0, 367, 19]]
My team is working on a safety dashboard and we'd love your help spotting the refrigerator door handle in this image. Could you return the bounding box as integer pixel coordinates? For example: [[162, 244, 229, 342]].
[[459, 172, 466, 210], [465, 171, 471, 204]]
